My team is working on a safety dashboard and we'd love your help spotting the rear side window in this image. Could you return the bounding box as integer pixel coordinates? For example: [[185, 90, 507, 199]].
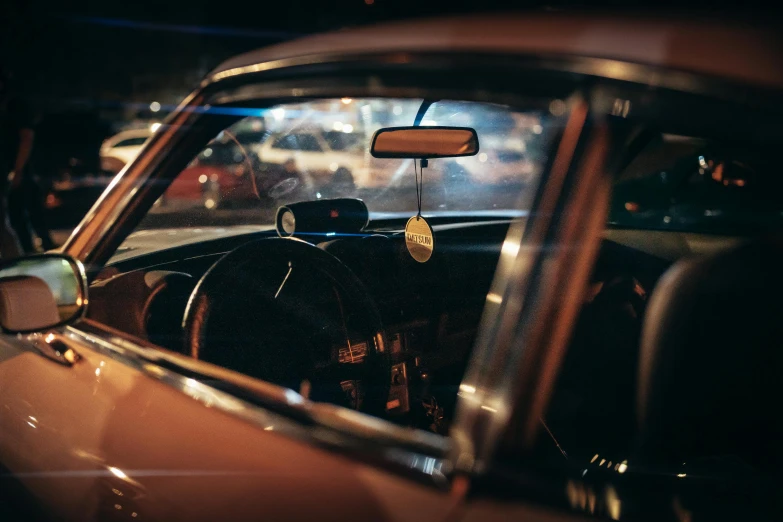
[[272, 134, 322, 152], [609, 134, 782, 235]]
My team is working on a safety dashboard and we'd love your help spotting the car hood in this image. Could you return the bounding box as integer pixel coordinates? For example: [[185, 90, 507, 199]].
[[109, 225, 274, 264]]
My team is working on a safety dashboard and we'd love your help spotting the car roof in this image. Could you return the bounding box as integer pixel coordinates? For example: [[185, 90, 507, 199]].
[[210, 13, 783, 90]]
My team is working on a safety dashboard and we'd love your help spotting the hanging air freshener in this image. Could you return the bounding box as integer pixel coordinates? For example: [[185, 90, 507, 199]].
[[405, 159, 434, 263], [405, 215, 434, 263]]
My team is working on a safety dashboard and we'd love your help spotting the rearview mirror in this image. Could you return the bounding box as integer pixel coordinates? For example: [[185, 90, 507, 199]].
[[0, 254, 88, 333], [371, 126, 479, 159]]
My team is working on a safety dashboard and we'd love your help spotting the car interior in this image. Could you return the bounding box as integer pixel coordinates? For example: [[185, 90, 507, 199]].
[[83, 93, 783, 491]]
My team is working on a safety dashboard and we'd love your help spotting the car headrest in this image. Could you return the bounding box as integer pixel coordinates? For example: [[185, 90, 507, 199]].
[[637, 237, 783, 470], [0, 275, 61, 332]]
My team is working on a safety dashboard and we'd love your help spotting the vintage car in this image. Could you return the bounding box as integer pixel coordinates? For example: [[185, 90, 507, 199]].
[[1, 13, 782, 522], [255, 129, 365, 187]]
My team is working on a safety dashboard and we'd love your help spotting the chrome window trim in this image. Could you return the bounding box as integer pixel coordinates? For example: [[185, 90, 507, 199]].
[[61, 322, 452, 487], [450, 95, 612, 474]]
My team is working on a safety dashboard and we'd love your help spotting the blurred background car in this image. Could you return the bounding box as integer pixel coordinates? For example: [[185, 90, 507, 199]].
[[255, 119, 543, 195], [163, 137, 259, 210], [255, 129, 365, 191], [43, 175, 114, 229], [99, 128, 153, 174], [609, 135, 781, 235]]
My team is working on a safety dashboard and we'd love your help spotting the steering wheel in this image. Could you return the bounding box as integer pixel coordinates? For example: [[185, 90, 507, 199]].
[[183, 237, 391, 415]]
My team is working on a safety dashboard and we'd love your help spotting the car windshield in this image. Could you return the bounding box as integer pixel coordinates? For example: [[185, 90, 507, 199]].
[[126, 97, 562, 248]]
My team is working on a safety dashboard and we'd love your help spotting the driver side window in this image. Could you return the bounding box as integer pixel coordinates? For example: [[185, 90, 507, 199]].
[[609, 135, 775, 234]]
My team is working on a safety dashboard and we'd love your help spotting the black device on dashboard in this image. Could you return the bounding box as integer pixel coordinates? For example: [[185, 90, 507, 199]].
[[276, 198, 369, 238]]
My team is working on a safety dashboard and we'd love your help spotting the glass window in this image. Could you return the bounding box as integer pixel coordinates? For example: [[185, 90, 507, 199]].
[[126, 98, 559, 232], [492, 119, 783, 520], [101, 96, 565, 433]]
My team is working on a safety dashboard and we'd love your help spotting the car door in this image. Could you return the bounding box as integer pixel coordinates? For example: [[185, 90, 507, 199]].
[[0, 125, 482, 522], [0, 325, 461, 522], [0, 68, 607, 522]]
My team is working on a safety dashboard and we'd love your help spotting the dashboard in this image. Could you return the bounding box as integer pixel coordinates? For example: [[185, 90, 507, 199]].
[[88, 220, 507, 433], [87, 219, 670, 435]]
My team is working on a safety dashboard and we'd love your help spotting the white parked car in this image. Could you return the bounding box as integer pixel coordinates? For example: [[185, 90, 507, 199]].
[[99, 128, 153, 173], [255, 130, 374, 190]]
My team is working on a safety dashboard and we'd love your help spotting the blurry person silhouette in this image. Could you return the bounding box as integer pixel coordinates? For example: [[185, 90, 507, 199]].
[[0, 66, 24, 258], [0, 66, 55, 254], [324, 167, 356, 198]]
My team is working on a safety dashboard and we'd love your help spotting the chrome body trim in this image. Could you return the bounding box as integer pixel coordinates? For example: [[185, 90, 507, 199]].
[[448, 96, 588, 473], [24, 331, 82, 366], [62, 323, 451, 485]]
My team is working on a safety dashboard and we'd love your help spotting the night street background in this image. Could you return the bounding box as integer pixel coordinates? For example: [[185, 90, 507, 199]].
[[1, 0, 779, 244]]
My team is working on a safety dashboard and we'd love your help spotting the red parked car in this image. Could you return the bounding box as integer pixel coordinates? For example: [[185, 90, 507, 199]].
[[163, 139, 259, 209]]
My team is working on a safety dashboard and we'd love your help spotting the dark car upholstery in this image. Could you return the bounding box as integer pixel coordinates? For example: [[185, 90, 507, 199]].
[[637, 236, 783, 471]]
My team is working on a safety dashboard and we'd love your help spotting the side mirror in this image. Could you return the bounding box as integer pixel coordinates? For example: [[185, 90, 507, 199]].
[[0, 254, 88, 333]]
